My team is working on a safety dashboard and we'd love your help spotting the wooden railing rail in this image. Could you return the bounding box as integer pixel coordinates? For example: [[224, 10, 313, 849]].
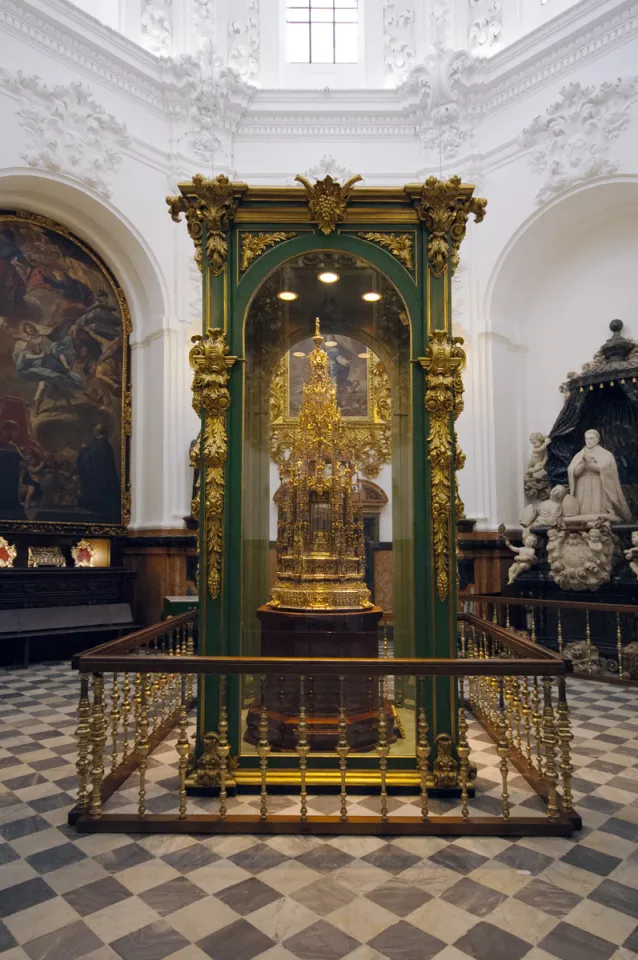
[[463, 594, 638, 615]]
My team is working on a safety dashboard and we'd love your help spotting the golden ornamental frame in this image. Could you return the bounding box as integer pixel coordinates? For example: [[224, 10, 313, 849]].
[[269, 343, 391, 480], [0, 210, 132, 535]]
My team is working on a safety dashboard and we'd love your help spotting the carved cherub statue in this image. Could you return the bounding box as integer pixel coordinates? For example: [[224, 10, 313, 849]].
[[524, 433, 551, 501], [521, 484, 566, 530], [625, 531, 638, 579], [499, 524, 539, 584]]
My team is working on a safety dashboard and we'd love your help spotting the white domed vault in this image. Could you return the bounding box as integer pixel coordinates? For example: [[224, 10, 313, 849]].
[[0, 0, 636, 536]]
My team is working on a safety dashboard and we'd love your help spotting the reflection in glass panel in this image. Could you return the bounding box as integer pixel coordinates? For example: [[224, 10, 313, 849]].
[[241, 252, 413, 758]]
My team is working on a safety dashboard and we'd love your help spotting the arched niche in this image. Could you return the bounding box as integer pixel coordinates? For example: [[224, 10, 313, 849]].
[[485, 176, 638, 524]]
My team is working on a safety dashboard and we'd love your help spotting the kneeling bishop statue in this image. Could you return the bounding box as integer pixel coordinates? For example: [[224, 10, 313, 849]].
[[567, 429, 631, 523]]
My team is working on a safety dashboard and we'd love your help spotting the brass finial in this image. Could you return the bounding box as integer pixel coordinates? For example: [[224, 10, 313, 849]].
[[313, 317, 323, 347]]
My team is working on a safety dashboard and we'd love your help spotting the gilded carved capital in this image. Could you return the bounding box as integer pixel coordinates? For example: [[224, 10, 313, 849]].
[[295, 173, 363, 235], [417, 175, 486, 278], [189, 329, 235, 599], [167, 174, 236, 275], [419, 331, 467, 601]]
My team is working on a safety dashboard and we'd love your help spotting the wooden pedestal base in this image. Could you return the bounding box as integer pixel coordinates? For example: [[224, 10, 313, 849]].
[[245, 605, 394, 752]]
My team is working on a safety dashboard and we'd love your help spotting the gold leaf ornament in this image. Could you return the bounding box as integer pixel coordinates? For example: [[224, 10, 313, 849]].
[[167, 174, 236, 275], [419, 331, 466, 601], [240, 232, 296, 273], [358, 232, 414, 273], [189, 329, 235, 598], [418, 175, 486, 278], [295, 173, 363, 235]]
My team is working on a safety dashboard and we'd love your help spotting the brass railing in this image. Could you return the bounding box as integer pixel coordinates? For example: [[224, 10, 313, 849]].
[[68, 611, 580, 836], [463, 594, 638, 681]]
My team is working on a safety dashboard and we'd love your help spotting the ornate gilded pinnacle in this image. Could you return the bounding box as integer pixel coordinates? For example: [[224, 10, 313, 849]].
[[295, 173, 363, 235], [167, 174, 236, 275], [417, 175, 487, 278]]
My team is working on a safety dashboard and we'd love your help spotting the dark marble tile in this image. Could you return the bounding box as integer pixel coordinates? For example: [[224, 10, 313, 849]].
[[369, 921, 446, 960], [0, 877, 56, 918], [0, 918, 16, 953], [27, 841, 86, 875], [366, 879, 432, 918], [0, 813, 50, 841], [29, 757, 69, 772], [454, 920, 530, 960], [429, 844, 488, 876], [585, 760, 626, 774], [23, 920, 102, 960], [494, 843, 553, 876], [0, 842, 19, 866], [594, 734, 627, 745], [577, 795, 624, 817], [514, 878, 581, 918], [162, 843, 221, 873], [110, 920, 189, 960], [571, 777, 598, 795], [605, 775, 638, 794], [295, 843, 355, 874], [199, 918, 275, 960], [291, 877, 356, 916], [599, 816, 638, 842], [538, 921, 615, 960], [139, 876, 207, 917], [623, 925, 638, 953], [588, 878, 638, 919], [284, 919, 359, 960], [442, 877, 507, 917], [214, 877, 280, 916], [0, 757, 21, 770], [144, 794, 182, 814], [229, 842, 288, 875], [28, 793, 74, 814], [362, 844, 421, 876], [94, 842, 154, 873], [560, 845, 621, 878], [3, 774, 48, 791], [36, 730, 63, 740], [467, 795, 506, 817], [64, 876, 131, 917]]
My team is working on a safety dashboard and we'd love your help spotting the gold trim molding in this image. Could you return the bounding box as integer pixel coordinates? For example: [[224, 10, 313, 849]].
[[419, 331, 466, 601], [357, 232, 415, 274], [239, 231, 296, 273], [294, 173, 363, 235], [189, 329, 236, 599], [417, 176, 487, 278], [167, 174, 236, 275]]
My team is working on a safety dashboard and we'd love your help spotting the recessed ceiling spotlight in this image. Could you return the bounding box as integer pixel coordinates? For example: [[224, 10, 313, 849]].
[[358, 352, 368, 359], [362, 292, 381, 302], [277, 290, 298, 301], [324, 340, 338, 348], [318, 271, 339, 284], [292, 351, 306, 358]]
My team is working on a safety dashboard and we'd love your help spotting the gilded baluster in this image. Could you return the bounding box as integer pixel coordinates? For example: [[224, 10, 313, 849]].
[[135, 673, 150, 816], [511, 676, 522, 755], [557, 609, 564, 655], [258, 675, 270, 821], [297, 676, 310, 822], [496, 680, 510, 821], [159, 641, 167, 723], [187, 625, 195, 699], [109, 672, 120, 770], [168, 633, 175, 714], [556, 678, 574, 813], [152, 666, 160, 732], [457, 676, 471, 820], [176, 675, 189, 819], [530, 607, 537, 643], [542, 678, 560, 822], [532, 677, 544, 776], [492, 604, 498, 626], [217, 675, 230, 821], [505, 604, 511, 629], [377, 677, 390, 822], [75, 673, 91, 810], [336, 675, 349, 822], [382, 626, 390, 702], [521, 676, 533, 765], [616, 612, 624, 679], [416, 682, 430, 821], [121, 672, 131, 762], [89, 673, 107, 819], [459, 620, 466, 658], [585, 610, 592, 674]]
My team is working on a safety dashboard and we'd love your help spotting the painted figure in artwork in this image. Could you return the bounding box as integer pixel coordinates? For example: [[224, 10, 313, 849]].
[[0, 214, 127, 525], [567, 429, 632, 522]]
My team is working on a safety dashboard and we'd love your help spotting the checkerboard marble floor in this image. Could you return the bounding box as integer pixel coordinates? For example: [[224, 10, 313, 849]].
[[1, 664, 637, 960]]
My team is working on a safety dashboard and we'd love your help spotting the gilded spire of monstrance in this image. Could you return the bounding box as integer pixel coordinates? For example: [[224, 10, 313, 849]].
[[269, 318, 371, 611]]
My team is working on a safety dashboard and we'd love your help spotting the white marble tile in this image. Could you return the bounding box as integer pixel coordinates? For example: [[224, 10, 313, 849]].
[[250, 896, 319, 942], [72, 833, 132, 856], [329, 898, 397, 944], [4, 896, 80, 944], [116, 858, 181, 894], [258, 860, 321, 895], [0, 858, 37, 891], [45, 856, 110, 894], [167, 895, 240, 941], [186, 860, 253, 894], [488, 897, 559, 944], [330, 860, 389, 896], [408, 898, 476, 943], [564, 898, 637, 946], [83, 896, 161, 943], [10, 828, 68, 857]]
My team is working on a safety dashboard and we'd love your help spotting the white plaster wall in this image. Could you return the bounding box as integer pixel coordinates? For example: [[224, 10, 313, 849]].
[[0, 0, 636, 531]]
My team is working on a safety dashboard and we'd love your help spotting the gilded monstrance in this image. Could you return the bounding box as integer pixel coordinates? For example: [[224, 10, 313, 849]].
[[269, 320, 372, 611]]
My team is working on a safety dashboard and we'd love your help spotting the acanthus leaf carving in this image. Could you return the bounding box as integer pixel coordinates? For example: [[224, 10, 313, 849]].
[[469, 0, 502, 54], [417, 175, 487, 278], [383, 1, 416, 86], [141, 0, 172, 57], [0, 70, 129, 199], [228, 0, 260, 80], [189, 329, 235, 600], [167, 173, 237, 275], [520, 78, 638, 206]]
